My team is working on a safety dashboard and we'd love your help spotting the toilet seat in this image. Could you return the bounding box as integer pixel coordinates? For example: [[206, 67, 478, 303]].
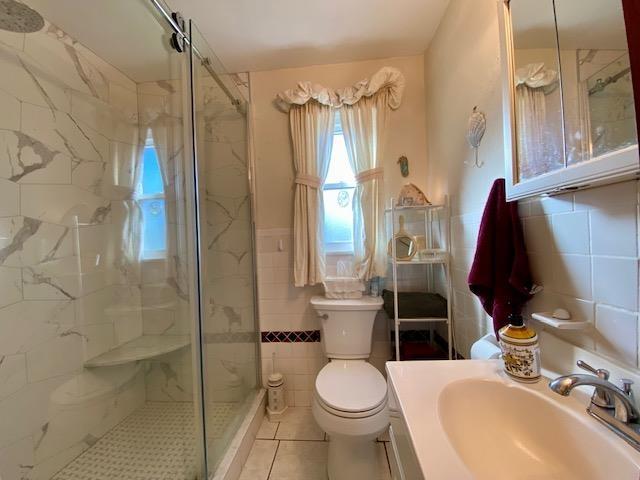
[[315, 360, 387, 418]]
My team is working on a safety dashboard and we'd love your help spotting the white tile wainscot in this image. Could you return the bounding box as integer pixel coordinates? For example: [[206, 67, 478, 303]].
[[521, 181, 640, 369], [255, 227, 392, 406], [447, 181, 640, 368]]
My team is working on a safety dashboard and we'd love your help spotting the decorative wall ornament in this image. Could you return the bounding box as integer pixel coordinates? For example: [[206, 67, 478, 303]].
[[397, 155, 409, 177], [396, 183, 430, 206], [465, 106, 487, 168]]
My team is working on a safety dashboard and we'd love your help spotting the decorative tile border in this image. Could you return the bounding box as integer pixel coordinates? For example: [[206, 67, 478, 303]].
[[261, 330, 321, 343]]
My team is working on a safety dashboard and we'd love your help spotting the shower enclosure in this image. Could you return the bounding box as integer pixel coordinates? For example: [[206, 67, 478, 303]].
[[0, 0, 260, 479]]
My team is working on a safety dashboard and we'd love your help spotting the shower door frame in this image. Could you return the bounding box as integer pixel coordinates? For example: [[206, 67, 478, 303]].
[[144, 2, 211, 478], [186, 18, 263, 477], [146, 1, 262, 478]]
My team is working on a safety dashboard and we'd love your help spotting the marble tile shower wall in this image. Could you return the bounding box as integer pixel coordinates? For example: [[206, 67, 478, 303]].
[[0, 17, 148, 480], [450, 180, 640, 369], [256, 228, 391, 406], [201, 73, 259, 405]]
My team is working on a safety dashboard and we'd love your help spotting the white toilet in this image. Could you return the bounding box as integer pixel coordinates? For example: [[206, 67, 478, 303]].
[[310, 295, 388, 480]]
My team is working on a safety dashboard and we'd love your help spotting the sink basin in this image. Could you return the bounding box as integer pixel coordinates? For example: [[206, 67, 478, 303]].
[[438, 379, 637, 480]]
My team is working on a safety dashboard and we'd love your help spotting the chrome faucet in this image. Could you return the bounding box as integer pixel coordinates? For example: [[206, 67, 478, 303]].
[[549, 360, 640, 451]]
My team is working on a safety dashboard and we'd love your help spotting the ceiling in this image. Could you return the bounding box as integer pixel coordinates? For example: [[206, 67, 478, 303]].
[[26, 0, 450, 81], [167, 0, 451, 73], [27, 0, 629, 84], [26, 0, 175, 82]]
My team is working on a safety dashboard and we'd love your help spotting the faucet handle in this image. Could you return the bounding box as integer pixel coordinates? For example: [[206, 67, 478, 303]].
[[620, 379, 636, 410], [577, 360, 610, 380], [621, 379, 634, 395], [577, 360, 613, 408]]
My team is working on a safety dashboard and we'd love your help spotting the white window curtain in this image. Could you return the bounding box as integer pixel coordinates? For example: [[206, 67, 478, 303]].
[[277, 67, 405, 286], [290, 102, 335, 287], [341, 93, 389, 280], [514, 63, 559, 178], [146, 107, 194, 300], [118, 145, 144, 281], [136, 86, 187, 294]]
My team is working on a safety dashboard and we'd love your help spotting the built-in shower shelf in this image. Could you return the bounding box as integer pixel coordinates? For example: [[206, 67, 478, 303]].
[[85, 335, 190, 368]]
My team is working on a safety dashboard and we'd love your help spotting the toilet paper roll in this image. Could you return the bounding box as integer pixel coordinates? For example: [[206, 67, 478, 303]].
[[470, 334, 502, 360]]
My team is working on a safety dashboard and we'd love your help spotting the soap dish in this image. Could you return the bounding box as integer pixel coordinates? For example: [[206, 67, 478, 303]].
[[531, 312, 591, 330]]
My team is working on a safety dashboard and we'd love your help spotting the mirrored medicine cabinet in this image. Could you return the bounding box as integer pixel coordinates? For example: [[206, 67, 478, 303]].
[[500, 0, 639, 200]]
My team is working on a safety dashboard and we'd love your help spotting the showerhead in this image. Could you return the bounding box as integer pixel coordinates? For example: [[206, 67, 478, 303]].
[[0, 0, 44, 33]]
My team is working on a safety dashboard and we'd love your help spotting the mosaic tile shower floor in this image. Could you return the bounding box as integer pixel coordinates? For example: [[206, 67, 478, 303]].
[[53, 401, 239, 480]]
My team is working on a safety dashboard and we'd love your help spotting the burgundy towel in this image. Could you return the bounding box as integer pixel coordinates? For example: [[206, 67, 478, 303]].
[[468, 179, 533, 337]]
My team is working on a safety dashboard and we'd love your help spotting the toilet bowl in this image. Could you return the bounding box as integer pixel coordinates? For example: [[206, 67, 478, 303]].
[[310, 295, 388, 480]]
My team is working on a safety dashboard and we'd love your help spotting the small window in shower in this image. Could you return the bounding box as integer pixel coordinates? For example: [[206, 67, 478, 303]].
[[137, 134, 167, 260], [322, 116, 355, 254]]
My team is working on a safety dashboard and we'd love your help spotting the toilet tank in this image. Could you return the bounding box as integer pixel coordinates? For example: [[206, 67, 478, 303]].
[[310, 296, 383, 359]]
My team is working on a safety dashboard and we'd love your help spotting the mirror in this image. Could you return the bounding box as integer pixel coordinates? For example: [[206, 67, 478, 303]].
[[510, 0, 564, 182], [389, 235, 417, 261], [554, 0, 637, 163], [388, 215, 417, 260], [502, 0, 639, 200]]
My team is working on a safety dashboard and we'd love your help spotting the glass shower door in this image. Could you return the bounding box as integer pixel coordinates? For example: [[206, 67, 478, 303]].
[[0, 0, 207, 478], [187, 21, 261, 476]]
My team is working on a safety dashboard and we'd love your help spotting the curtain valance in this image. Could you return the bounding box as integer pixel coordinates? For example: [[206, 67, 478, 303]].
[[515, 63, 558, 89], [275, 67, 405, 112]]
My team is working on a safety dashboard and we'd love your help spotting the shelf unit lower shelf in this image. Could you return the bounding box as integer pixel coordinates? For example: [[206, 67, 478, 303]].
[[395, 317, 449, 323]]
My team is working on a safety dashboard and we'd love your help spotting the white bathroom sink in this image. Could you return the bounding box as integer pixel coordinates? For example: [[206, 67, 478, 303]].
[[386, 360, 640, 479], [439, 378, 637, 479]]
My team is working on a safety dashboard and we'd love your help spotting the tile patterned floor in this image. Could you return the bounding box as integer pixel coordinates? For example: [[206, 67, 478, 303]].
[[239, 407, 392, 480], [53, 401, 239, 480]]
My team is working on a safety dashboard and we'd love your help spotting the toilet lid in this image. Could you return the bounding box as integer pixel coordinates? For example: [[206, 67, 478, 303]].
[[315, 361, 387, 413]]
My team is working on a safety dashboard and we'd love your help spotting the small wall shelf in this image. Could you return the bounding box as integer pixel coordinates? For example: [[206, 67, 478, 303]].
[[531, 312, 591, 331], [85, 335, 190, 368]]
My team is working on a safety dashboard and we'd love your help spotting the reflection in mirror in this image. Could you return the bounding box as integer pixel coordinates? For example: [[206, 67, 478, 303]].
[[388, 234, 417, 261], [510, 0, 564, 181], [394, 236, 417, 260], [555, 0, 637, 164]]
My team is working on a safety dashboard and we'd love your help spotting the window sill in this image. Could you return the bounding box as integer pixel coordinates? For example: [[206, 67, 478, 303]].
[[325, 251, 354, 257], [140, 254, 168, 263]]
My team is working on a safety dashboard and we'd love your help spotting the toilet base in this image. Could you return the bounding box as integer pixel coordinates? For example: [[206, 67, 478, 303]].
[[328, 435, 379, 480]]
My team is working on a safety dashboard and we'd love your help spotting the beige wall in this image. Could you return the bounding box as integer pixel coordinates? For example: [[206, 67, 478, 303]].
[[424, 0, 506, 356], [250, 55, 428, 229], [424, 0, 640, 368]]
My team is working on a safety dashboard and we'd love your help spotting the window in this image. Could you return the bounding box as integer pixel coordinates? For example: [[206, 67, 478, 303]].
[[136, 134, 167, 260], [322, 116, 356, 254]]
